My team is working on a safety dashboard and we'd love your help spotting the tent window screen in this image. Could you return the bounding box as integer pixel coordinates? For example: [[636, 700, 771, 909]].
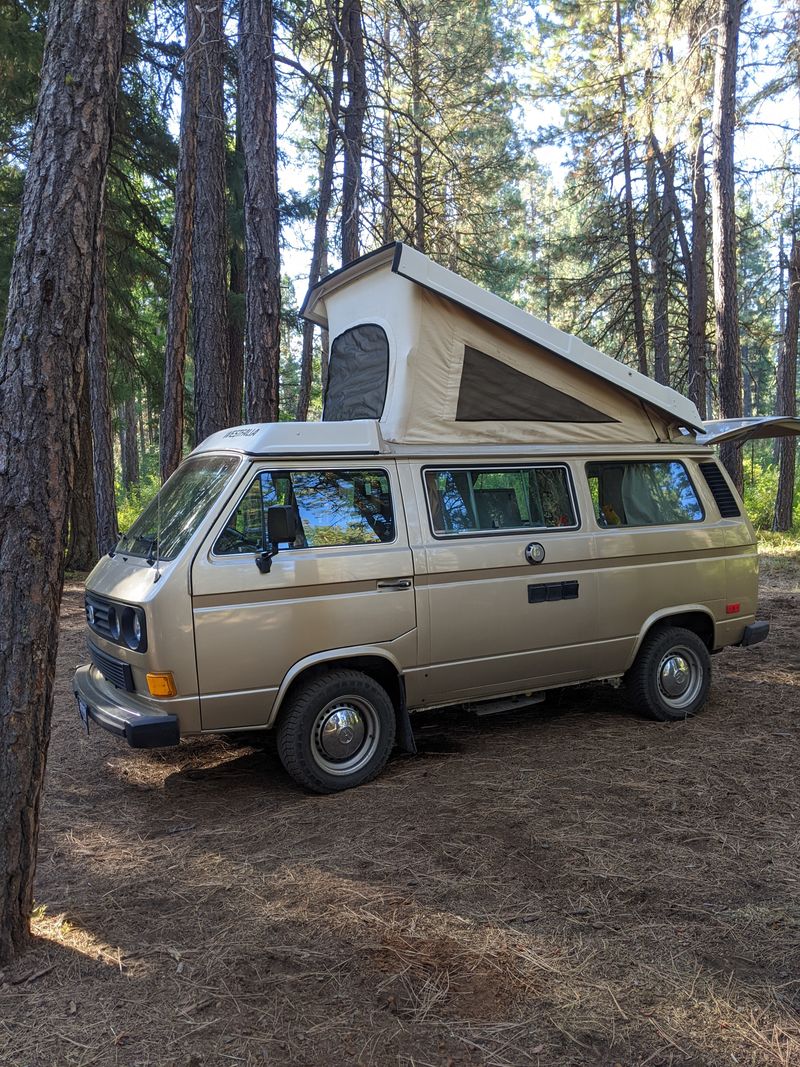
[[425, 466, 578, 536], [456, 345, 615, 423], [586, 461, 704, 527], [323, 324, 389, 421], [214, 469, 395, 553]]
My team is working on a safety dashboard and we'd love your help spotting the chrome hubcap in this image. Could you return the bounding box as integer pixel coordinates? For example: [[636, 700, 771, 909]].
[[657, 645, 703, 710], [311, 696, 380, 776], [660, 655, 691, 697], [319, 707, 366, 759]]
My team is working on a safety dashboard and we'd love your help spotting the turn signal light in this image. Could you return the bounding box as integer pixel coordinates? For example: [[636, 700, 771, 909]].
[[146, 671, 177, 698], [725, 603, 741, 615]]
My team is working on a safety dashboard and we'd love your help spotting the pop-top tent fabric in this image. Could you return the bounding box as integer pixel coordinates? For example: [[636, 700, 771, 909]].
[[301, 243, 704, 446]]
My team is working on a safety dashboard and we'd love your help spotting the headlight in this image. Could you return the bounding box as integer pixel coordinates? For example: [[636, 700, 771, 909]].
[[121, 606, 146, 651]]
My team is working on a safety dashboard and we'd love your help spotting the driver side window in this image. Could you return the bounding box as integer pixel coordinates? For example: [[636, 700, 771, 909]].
[[214, 468, 395, 555]]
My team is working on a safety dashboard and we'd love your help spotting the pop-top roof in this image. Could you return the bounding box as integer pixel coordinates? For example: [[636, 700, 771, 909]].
[[301, 242, 704, 435]]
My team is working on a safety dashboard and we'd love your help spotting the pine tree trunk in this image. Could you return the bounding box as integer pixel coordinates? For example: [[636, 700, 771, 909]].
[[688, 117, 709, 417], [239, 0, 281, 423], [615, 0, 647, 376], [297, 26, 344, 421], [228, 105, 245, 426], [0, 0, 127, 965], [341, 0, 366, 264], [710, 0, 744, 492], [161, 0, 199, 480], [382, 14, 394, 244], [774, 234, 799, 531], [193, 0, 230, 442], [320, 246, 331, 393], [65, 369, 98, 571], [88, 222, 119, 556], [646, 136, 670, 385], [120, 395, 139, 488]]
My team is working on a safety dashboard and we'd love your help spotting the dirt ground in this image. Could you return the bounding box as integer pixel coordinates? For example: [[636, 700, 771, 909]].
[[1, 552, 799, 1067]]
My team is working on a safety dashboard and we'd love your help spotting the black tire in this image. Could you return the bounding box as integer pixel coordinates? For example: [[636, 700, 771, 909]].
[[625, 626, 711, 722], [276, 669, 396, 793]]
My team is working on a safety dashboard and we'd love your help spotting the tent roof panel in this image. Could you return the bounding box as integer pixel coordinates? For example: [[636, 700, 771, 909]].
[[301, 242, 704, 433]]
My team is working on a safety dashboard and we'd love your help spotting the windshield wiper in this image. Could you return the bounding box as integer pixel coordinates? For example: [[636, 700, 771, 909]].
[[118, 534, 159, 562]]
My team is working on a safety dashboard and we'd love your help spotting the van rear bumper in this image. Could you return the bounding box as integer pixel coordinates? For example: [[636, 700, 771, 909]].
[[737, 620, 770, 648], [73, 664, 180, 748]]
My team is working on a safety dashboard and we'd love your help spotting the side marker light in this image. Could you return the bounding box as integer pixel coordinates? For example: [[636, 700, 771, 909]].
[[146, 672, 177, 698]]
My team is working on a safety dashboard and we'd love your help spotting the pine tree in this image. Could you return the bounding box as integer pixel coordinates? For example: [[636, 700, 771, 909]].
[[240, 0, 282, 422], [0, 0, 127, 964], [192, 0, 231, 442]]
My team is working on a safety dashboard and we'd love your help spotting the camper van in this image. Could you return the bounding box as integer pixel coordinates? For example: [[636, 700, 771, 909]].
[[74, 243, 769, 793]]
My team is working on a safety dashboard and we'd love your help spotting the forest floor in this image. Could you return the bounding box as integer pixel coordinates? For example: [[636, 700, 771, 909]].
[[2, 549, 800, 1067]]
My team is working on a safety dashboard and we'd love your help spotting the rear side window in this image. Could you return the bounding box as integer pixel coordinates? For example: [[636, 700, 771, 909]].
[[215, 469, 395, 554], [424, 466, 578, 536], [586, 461, 703, 527]]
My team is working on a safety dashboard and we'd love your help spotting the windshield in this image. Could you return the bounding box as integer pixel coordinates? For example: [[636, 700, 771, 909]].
[[116, 454, 241, 561]]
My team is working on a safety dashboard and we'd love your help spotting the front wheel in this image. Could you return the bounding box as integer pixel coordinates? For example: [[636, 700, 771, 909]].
[[626, 626, 711, 722], [276, 669, 396, 793]]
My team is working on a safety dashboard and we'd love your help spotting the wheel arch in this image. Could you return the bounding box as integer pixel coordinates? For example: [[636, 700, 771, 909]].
[[626, 606, 716, 669], [267, 646, 414, 751]]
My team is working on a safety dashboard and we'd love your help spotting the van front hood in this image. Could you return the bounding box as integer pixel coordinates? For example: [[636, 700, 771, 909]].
[[85, 552, 173, 606]]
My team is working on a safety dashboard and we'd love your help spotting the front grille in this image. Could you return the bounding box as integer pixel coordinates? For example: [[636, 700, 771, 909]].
[[698, 461, 741, 518], [89, 642, 135, 692], [86, 593, 119, 642]]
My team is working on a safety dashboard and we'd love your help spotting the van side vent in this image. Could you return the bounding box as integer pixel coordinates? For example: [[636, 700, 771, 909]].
[[699, 462, 741, 518]]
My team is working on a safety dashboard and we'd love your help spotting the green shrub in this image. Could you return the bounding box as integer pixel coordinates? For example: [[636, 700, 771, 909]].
[[116, 472, 161, 534], [741, 462, 779, 529]]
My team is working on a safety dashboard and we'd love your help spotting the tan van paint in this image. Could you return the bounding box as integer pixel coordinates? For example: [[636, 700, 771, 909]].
[[74, 431, 762, 763]]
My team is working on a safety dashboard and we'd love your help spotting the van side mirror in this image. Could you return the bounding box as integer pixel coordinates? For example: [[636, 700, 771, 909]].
[[267, 505, 297, 546], [256, 506, 297, 574]]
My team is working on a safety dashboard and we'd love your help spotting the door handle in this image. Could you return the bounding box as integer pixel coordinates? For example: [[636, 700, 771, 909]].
[[377, 578, 412, 590]]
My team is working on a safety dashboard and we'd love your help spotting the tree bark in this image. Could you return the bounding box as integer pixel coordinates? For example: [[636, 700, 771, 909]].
[[774, 234, 799, 531], [615, 0, 648, 376], [87, 222, 119, 556], [192, 0, 230, 442], [688, 117, 709, 417], [710, 0, 745, 491], [65, 368, 98, 571], [0, 0, 127, 965], [228, 103, 245, 426], [341, 0, 366, 264], [239, 0, 281, 423], [382, 13, 394, 244], [646, 136, 670, 385], [410, 12, 425, 253], [296, 22, 344, 421], [160, 0, 199, 480], [320, 245, 331, 394], [120, 395, 139, 489]]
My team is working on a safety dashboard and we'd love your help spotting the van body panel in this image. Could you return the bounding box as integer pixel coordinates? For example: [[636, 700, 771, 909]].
[[190, 460, 417, 730], [83, 552, 202, 728], [262, 633, 417, 728], [74, 430, 766, 757], [402, 458, 600, 703]]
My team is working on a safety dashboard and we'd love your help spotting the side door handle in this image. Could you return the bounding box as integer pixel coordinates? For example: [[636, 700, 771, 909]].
[[377, 578, 413, 590]]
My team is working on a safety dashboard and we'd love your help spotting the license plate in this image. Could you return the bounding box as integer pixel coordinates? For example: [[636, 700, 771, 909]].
[[77, 697, 90, 735]]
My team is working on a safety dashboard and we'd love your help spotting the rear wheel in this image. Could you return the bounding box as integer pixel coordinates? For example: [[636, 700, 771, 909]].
[[276, 669, 396, 793], [626, 626, 711, 722]]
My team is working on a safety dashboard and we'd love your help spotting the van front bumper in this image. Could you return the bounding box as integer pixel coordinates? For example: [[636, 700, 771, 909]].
[[73, 664, 180, 748]]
